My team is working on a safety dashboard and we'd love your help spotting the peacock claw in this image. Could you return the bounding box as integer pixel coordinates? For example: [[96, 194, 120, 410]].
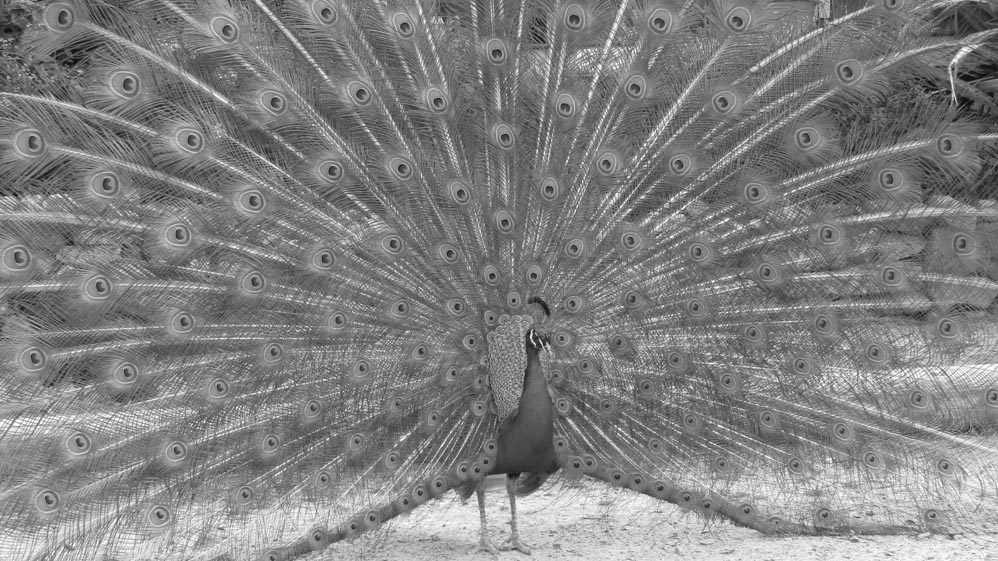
[[475, 537, 500, 555], [500, 536, 532, 555]]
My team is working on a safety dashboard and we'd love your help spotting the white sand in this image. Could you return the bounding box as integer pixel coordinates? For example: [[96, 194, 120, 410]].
[[323, 479, 998, 561]]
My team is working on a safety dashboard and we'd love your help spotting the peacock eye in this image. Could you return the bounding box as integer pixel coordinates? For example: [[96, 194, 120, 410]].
[[795, 127, 820, 150], [382, 234, 404, 254], [311, 0, 337, 25], [563, 4, 586, 31], [392, 12, 415, 38], [347, 81, 373, 105], [712, 91, 736, 114], [484, 38, 508, 64], [318, 160, 343, 181], [647, 9, 673, 34], [725, 7, 752, 32], [595, 150, 620, 175], [147, 505, 172, 527], [492, 124, 516, 148], [448, 180, 470, 204], [90, 171, 122, 198], [234, 485, 255, 505], [3, 244, 32, 271], [424, 87, 448, 113], [624, 74, 647, 100], [539, 176, 560, 201], [259, 91, 286, 115], [669, 153, 692, 176], [44, 3, 76, 32], [835, 59, 864, 85], [743, 182, 768, 203], [34, 489, 61, 513], [554, 93, 576, 118], [389, 157, 413, 180], [13, 128, 46, 158], [108, 70, 141, 99], [210, 16, 240, 43], [525, 265, 543, 284], [175, 128, 204, 153], [494, 210, 515, 234]]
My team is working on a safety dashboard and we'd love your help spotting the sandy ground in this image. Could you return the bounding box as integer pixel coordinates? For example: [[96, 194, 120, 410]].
[[325, 477, 998, 561]]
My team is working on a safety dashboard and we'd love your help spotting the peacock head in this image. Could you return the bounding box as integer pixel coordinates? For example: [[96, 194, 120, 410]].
[[525, 296, 553, 356], [526, 328, 549, 351]]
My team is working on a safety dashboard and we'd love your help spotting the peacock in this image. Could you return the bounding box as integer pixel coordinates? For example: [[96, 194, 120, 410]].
[[1, 0, 998, 559]]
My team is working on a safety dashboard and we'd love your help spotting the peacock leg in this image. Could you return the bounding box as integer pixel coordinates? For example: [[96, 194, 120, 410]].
[[502, 474, 531, 554], [475, 479, 499, 554]]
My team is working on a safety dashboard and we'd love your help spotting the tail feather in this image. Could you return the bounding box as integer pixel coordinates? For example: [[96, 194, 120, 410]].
[[515, 469, 557, 497]]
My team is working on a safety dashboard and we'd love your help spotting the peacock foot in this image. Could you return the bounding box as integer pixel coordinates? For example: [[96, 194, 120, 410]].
[[500, 535, 532, 555], [475, 536, 500, 555]]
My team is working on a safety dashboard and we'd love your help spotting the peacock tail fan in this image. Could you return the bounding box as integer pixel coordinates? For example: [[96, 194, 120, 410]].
[[1, 0, 997, 559]]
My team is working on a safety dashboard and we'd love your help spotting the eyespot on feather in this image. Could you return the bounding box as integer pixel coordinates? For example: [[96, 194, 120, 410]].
[[0, 242, 34, 278], [481, 264, 501, 285], [310, 0, 338, 25], [483, 38, 509, 65], [623, 74, 648, 101], [525, 264, 544, 285], [646, 8, 674, 34], [146, 504, 173, 528], [346, 80, 374, 106], [377, 233, 403, 257], [554, 92, 578, 119], [834, 59, 864, 86], [87, 170, 125, 199], [206, 378, 230, 400], [315, 159, 345, 182], [107, 70, 141, 99], [43, 3, 76, 32], [391, 11, 415, 39], [422, 86, 449, 114], [562, 3, 588, 32], [12, 128, 47, 159], [494, 209, 515, 234], [209, 16, 240, 43], [538, 175, 561, 202], [34, 489, 61, 515], [437, 242, 460, 264], [724, 6, 752, 32], [490, 123, 516, 149], [594, 148, 622, 176]]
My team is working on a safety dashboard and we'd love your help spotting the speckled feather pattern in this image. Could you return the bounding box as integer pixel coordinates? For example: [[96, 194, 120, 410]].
[[487, 315, 533, 422]]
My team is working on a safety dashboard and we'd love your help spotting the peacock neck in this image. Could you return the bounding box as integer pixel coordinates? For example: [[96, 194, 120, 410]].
[[519, 343, 552, 427]]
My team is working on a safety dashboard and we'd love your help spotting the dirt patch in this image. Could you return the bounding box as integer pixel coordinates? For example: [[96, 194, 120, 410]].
[[325, 479, 998, 560]]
